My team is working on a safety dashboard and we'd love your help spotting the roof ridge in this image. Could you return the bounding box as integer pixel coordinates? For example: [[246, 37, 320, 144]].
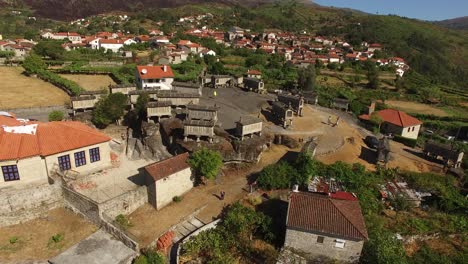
[[397, 110, 405, 127], [330, 198, 368, 239]]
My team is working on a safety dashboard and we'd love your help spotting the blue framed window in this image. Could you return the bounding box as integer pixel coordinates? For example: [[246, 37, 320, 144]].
[[2, 165, 20, 181], [74, 151, 86, 167], [89, 147, 100, 163], [58, 155, 71, 171]]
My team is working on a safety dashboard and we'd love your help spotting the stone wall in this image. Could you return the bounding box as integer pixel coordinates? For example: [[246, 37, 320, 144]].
[[153, 168, 193, 210], [62, 186, 101, 225], [284, 228, 364, 263], [0, 183, 63, 227], [100, 186, 148, 219], [101, 213, 140, 251]]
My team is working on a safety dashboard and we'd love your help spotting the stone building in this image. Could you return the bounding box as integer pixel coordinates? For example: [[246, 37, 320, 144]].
[[0, 112, 112, 187], [183, 120, 216, 143], [147, 101, 172, 122], [243, 77, 265, 94], [278, 94, 305, 116], [71, 90, 107, 114], [143, 153, 193, 210], [285, 192, 368, 263], [236, 116, 263, 140], [332, 98, 350, 111], [186, 104, 219, 122], [272, 101, 294, 128], [423, 141, 464, 168]]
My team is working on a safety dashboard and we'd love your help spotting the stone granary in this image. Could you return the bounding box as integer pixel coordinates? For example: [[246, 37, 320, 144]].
[[183, 119, 216, 143], [71, 90, 107, 114], [172, 81, 202, 96], [243, 77, 265, 94], [302, 91, 319, 105], [236, 116, 263, 140], [278, 94, 304, 116], [128, 90, 200, 108], [332, 98, 350, 111], [183, 104, 218, 143], [109, 84, 137, 95], [186, 104, 219, 122], [285, 192, 368, 263], [143, 153, 193, 210], [272, 101, 294, 129], [423, 141, 464, 168], [146, 101, 172, 123], [201, 75, 235, 88]]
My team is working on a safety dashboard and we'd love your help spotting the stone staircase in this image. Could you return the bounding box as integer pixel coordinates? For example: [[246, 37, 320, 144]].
[[172, 217, 205, 242]]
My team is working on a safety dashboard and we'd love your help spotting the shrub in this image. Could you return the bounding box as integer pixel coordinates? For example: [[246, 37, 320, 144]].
[[188, 148, 223, 182], [133, 255, 148, 264], [47, 233, 64, 248], [48, 110, 64, 121], [393, 135, 417, 148], [92, 93, 128, 128], [115, 214, 133, 229], [9, 236, 18, 244], [256, 161, 298, 190], [140, 248, 166, 264], [173, 196, 182, 202]]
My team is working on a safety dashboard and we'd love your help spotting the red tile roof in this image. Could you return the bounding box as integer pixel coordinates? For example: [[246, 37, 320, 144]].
[[136, 65, 174, 79], [144, 153, 190, 181], [247, 69, 262, 75], [287, 192, 368, 240], [0, 116, 111, 161], [359, 109, 422, 127]]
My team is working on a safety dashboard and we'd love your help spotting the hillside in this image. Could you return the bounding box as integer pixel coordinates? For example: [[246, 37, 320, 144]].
[[0, 0, 273, 20], [435, 16, 468, 30]]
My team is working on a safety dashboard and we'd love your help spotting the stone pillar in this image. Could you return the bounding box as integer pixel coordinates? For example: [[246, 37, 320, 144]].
[[196, 136, 200, 142], [184, 136, 188, 142]]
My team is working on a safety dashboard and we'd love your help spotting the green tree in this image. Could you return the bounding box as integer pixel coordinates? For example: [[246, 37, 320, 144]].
[[298, 64, 316, 91], [135, 93, 149, 117], [188, 148, 223, 182], [292, 152, 316, 186], [48, 110, 64, 121], [92, 93, 128, 128], [369, 112, 384, 131], [257, 161, 298, 190], [33, 41, 65, 60], [22, 54, 47, 74]]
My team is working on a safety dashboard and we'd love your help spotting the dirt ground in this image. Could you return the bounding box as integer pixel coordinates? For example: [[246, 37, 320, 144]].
[[0, 208, 96, 262], [59, 74, 115, 91], [126, 144, 291, 247], [0, 67, 69, 109], [385, 100, 449, 117]]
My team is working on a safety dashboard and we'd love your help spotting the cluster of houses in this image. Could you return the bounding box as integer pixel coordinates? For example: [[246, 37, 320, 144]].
[[0, 38, 36, 59]]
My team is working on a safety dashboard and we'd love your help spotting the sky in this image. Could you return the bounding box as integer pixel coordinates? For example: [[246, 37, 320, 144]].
[[313, 0, 468, 21]]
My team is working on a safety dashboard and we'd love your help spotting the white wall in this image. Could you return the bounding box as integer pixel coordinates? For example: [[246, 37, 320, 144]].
[[0, 156, 48, 187], [401, 124, 421, 139], [137, 77, 174, 90], [154, 167, 193, 210]]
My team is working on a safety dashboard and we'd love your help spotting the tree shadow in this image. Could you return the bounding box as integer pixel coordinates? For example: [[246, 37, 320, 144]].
[[280, 151, 300, 163], [403, 148, 445, 166], [256, 199, 288, 247]]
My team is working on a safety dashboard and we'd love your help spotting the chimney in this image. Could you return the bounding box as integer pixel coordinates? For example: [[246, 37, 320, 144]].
[[292, 184, 299, 193], [368, 101, 376, 115], [163, 65, 167, 72]]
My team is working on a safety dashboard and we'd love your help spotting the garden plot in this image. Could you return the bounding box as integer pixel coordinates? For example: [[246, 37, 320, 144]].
[[59, 74, 116, 91], [0, 67, 69, 109]]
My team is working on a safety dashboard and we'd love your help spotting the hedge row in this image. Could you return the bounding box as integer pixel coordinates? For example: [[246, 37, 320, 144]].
[[35, 69, 83, 96], [393, 135, 418, 148]]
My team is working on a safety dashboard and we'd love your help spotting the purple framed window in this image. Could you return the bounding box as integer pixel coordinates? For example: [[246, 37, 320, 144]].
[[58, 155, 71, 171], [2, 165, 20, 181], [74, 151, 86, 167], [89, 147, 100, 163]]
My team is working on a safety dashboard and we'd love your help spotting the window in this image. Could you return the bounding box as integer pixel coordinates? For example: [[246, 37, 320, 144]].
[[58, 155, 71, 171], [335, 239, 346, 249], [408, 127, 411, 132], [412, 127, 415, 132], [2, 165, 20, 181], [89, 147, 101, 163], [316, 236, 324, 243], [74, 151, 86, 167]]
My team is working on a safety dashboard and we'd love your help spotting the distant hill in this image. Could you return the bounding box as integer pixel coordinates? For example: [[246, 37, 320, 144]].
[[435, 16, 468, 30], [0, 0, 274, 20]]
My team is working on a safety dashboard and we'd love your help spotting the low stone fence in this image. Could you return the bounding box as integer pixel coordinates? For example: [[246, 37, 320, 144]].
[[0, 183, 64, 227], [101, 213, 140, 251], [100, 186, 148, 219]]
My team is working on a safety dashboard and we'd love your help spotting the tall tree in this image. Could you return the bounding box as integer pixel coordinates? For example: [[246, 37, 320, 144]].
[[298, 64, 316, 91]]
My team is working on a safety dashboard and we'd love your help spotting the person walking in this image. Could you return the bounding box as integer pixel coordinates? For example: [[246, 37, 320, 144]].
[[220, 191, 225, 200]]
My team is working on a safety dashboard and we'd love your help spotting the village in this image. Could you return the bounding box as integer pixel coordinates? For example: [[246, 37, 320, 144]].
[[0, 6, 467, 264]]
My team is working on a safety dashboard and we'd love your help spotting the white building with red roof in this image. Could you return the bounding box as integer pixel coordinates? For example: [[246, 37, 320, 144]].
[[359, 109, 422, 139], [135, 65, 175, 90], [0, 112, 112, 187]]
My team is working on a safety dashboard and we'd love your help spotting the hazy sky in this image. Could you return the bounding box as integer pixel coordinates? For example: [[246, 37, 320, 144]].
[[314, 0, 468, 21]]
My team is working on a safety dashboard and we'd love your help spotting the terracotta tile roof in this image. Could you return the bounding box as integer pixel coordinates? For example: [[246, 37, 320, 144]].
[[144, 153, 190, 181], [247, 69, 262, 75], [137, 65, 174, 79], [99, 39, 125, 44], [287, 192, 368, 240], [359, 109, 422, 127], [0, 117, 111, 161]]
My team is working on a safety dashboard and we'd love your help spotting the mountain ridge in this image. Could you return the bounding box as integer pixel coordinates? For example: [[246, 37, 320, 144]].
[[435, 16, 468, 30]]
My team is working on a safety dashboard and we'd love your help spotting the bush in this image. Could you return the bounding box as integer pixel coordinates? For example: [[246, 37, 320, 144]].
[[256, 161, 298, 190], [137, 248, 166, 264], [188, 148, 223, 181], [92, 93, 128, 128], [173, 196, 182, 202], [115, 214, 133, 229], [48, 233, 64, 248], [9, 236, 18, 244], [48, 110, 64, 121], [393, 135, 418, 148]]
